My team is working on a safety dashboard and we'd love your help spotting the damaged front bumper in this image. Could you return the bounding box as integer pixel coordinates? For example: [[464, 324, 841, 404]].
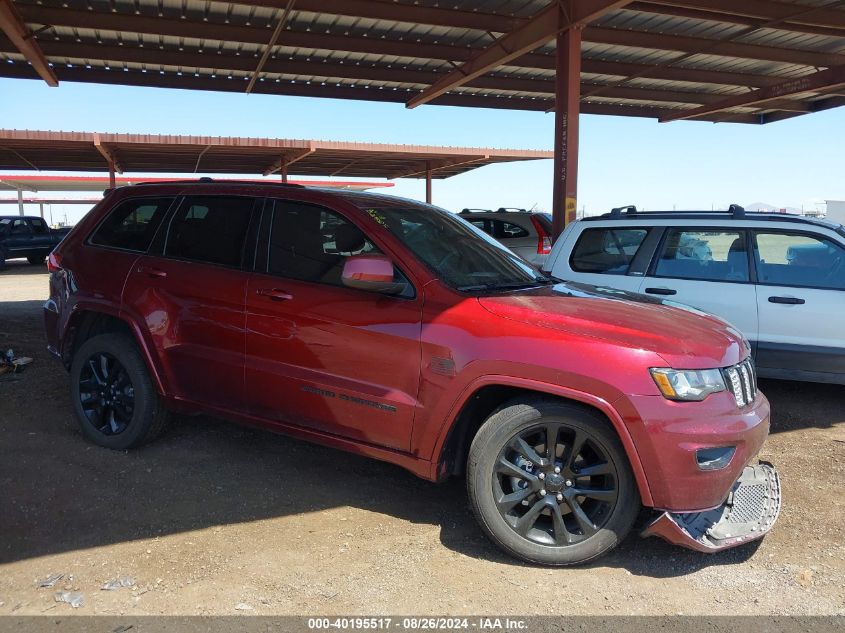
[[641, 462, 781, 552]]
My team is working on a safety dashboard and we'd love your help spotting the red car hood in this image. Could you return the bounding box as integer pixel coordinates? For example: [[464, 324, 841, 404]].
[[478, 282, 747, 369]]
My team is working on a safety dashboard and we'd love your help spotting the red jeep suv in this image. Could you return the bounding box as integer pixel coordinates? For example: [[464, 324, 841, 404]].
[[44, 181, 780, 565]]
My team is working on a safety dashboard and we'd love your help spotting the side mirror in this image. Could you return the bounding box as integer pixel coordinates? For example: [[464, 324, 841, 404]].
[[341, 255, 407, 295]]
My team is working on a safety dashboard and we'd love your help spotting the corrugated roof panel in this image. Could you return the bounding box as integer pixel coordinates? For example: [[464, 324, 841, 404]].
[[738, 29, 845, 54]]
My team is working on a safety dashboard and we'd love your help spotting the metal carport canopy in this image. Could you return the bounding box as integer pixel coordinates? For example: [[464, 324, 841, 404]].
[[1, 0, 843, 233], [0, 129, 552, 214]]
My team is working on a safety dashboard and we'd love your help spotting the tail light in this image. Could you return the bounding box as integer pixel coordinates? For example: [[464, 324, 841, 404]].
[[47, 252, 63, 273], [530, 216, 552, 255]]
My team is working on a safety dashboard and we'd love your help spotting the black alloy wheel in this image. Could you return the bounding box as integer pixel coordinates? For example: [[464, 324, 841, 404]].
[[467, 398, 639, 565], [78, 352, 136, 436], [493, 422, 618, 546]]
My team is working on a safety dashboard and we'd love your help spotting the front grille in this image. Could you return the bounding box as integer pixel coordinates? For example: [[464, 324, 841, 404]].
[[723, 358, 757, 407]]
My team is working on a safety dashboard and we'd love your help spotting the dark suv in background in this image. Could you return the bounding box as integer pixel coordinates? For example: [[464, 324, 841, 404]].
[[43, 181, 780, 565]]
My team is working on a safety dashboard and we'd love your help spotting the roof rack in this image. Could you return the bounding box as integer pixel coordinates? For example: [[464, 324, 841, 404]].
[[728, 203, 746, 217], [609, 205, 638, 218], [127, 178, 305, 189], [460, 208, 493, 214], [496, 207, 529, 213], [583, 208, 840, 231]]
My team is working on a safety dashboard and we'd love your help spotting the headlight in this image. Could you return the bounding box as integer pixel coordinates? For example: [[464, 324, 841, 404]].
[[650, 367, 726, 401]]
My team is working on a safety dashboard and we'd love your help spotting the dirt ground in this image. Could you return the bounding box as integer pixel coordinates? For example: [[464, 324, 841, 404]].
[[0, 260, 842, 617]]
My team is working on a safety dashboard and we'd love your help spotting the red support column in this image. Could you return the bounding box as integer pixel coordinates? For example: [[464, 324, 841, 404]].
[[425, 161, 433, 204], [108, 162, 116, 188], [551, 24, 582, 240], [281, 160, 288, 183]]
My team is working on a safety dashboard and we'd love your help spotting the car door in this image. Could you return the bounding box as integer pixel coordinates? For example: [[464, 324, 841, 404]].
[[26, 217, 52, 253], [635, 227, 758, 340], [122, 195, 259, 411], [244, 198, 422, 451], [752, 230, 845, 378], [6, 218, 35, 257], [554, 224, 658, 293]]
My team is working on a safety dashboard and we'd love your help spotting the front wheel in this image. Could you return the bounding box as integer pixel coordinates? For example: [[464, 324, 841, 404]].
[[69, 333, 170, 450], [467, 398, 639, 565]]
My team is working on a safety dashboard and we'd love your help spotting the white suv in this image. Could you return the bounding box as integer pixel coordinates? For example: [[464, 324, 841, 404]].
[[543, 206, 845, 384]]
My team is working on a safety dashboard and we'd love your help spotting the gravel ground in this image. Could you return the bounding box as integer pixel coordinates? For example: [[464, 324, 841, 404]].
[[0, 260, 843, 616]]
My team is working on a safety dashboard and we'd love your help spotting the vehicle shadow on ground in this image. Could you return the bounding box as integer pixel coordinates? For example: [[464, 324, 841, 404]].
[[0, 294, 838, 578], [0, 403, 762, 578], [759, 378, 845, 433]]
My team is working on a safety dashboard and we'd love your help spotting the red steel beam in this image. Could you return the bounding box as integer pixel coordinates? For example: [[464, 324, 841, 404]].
[[0, 62, 770, 122], [0, 0, 57, 86], [391, 156, 489, 179], [406, 1, 635, 109], [2, 38, 788, 102], [584, 26, 845, 68], [552, 23, 582, 239], [629, 2, 845, 38], [645, 0, 845, 32], [245, 0, 296, 94], [93, 133, 123, 174], [17, 5, 840, 82], [661, 64, 845, 122], [263, 146, 315, 176]]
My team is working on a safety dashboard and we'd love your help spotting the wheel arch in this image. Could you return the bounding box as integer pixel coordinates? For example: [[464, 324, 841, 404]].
[[431, 376, 654, 507], [62, 306, 167, 395]]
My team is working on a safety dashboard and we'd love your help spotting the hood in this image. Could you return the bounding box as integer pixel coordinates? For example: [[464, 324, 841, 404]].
[[478, 282, 747, 369]]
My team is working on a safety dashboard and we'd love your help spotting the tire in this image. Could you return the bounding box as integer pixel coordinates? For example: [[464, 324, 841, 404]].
[[69, 333, 170, 450], [467, 397, 639, 566], [0, 248, 6, 271], [27, 255, 46, 265]]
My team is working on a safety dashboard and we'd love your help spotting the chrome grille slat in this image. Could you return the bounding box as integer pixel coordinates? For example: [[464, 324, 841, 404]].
[[724, 358, 757, 408]]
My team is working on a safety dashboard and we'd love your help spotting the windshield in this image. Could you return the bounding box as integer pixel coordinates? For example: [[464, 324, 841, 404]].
[[354, 203, 549, 291]]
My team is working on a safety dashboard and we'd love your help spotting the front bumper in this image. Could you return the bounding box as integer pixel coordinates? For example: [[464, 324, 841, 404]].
[[618, 391, 771, 511], [641, 462, 781, 552]]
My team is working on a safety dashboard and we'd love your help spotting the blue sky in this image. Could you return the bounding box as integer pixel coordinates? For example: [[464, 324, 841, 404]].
[[1, 77, 843, 223]]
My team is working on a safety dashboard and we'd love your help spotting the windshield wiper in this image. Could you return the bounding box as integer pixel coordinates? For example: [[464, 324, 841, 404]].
[[457, 280, 550, 292]]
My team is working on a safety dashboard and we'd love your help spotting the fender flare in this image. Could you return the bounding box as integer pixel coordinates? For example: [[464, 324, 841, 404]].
[[63, 302, 168, 396], [430, 374, 655, 507]]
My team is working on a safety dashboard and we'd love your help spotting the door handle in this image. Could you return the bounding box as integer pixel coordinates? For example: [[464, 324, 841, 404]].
[[644, 287, 677, 296], [137, 265, 167, 279], [768, 296, 805, 305], [256, 287, 293, 301]]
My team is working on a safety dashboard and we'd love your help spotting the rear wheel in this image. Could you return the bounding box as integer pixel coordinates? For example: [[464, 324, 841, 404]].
[[69, 333, 170, 449], [27, 255, 45, 265], [467, 397, 639, 565], [0, 247, 6, 271]]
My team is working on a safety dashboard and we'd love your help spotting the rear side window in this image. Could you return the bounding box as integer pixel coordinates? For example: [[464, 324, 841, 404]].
[[29, 218, 49, 234], [165, 196, 256, 268], [268, 201, 381, 287], [90, 197, 174, 252], [754, 231, 845, 290], [570, 228, 648, 274], [655, 229, 748, 282], [493, 220, 529, 239]]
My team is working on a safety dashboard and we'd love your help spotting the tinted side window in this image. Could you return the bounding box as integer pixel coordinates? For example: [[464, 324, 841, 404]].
[[165, 196, 255, 268], [494, 220, 529, 239], [570, 228, 648, 274], [11, 219, 31, 234], [655, 229, 748, 282], [754, 231, 845, 290], [468, 219, 492, 235], [29, 218, 49, 234], [91, 197, 174, 252], [268, 201, 380, 286]]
